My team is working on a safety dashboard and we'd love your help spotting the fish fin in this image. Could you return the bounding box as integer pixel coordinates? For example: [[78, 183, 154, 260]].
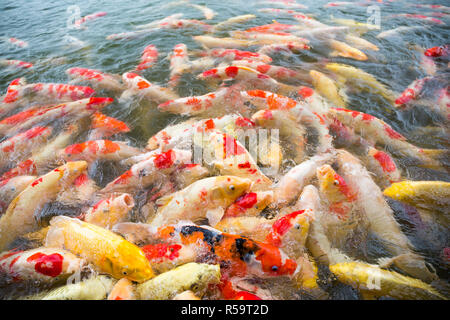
[[206, 207, 225, 227], [377, 256, 395, 268], [155, 194, 174, 207]]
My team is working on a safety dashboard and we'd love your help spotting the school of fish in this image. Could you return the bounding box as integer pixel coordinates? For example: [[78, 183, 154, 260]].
[[0, 0, 449, 300]]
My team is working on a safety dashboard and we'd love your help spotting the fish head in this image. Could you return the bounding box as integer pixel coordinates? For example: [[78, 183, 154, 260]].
[[210, 176, 252, 203], [110, 242, 155, 283], [316, 164, 355, 205], [251, 241, 298, 278]]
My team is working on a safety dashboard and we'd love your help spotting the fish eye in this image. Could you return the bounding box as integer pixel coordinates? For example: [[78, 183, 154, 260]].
[[229, 185, 235, 191], [333, 180, 339, 186], [294, 223, 301, 230], [271, 266, 279, 272], [122, 270, 128, 275]]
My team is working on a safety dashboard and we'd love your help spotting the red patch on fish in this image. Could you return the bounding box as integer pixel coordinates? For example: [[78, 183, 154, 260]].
[[202, 68, 219, 78], [298, 87, 314, 98], [256, 64, 271, 74], [266, 210, 304, 247], [383, 124, 405, 140], [26, 252, 63, 277], [235, 117, 255, 128], [74, 173, 89, 186], [153, 149, 175, 169], [141, 244, 182, 262], [225, 66, 239, 78], [31, 177, 43, 187], [222, 134, 246, 157], [372, 150, 396, 173]]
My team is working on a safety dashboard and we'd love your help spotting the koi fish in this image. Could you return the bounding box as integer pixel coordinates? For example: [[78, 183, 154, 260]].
[[327, 39, 368, 61], [0, 126, 52, 169], [84, 193, 135, 229], [136, 44, 159, 71], [330, 262, 446, 300], [66, 67, 125, 92], [0, 161, 88, 251], [309, 70, 346, 108], [100, 149, 192, 195], [201, 48, 272, 64], [120, 72, 179, 104], [158, 87, 232, 116], [344, 34, 379, 51], [424, 45, 449, 58], [74, 12, 107, 28], [2, 78, 96, 106], [21, 275, 115, 300], [252, 109, 307, 163], [137, 263, 221, 300], [59, 140, 141, 163], [231, 30, 309, 45], [362, 147, 402, 187], [134, 13, 184, 29], [0, 247, 85, 284], [293, 13, 328, 29], [88, 112, 130, 140], [168, 43, 189, 87], [327, 108, 446, 169], [214, 216, 274, 242], [394, 76, 432, 107], [274, 153, 334, 204], [5, 37, 28, 48], [45, 216, 154, 282], [230, 59, 307, 83], [193, 35, 256, 49], [212, 14, 256, 31], [383, 180, 450, 215], [0, 175, 35, 214], [257, 42, 310, 56], [392, 14, 443, 25], [336, 149, 438, 283], [0, 124, 81, 181], [149, 175, 252, 227], [376, 26, 426, 39], [203, 132, 273, 189], [0, 59, 33, 69], [107, 278, 136, 300], [3, 97, 113, 137]]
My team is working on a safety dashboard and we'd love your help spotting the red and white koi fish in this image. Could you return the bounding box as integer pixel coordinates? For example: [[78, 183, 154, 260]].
[[55, 171, 99, 206], [394, 76, 432, 107], [200, 48, 272, 64], [0, 124, 81, 181], [204, 131, 273, 190], [0, 247, 85, 284], [100, 149, 192, 195], [83, 193, 134, 229], [327, 108, 446, 168], [0, 126, 52, 168], [120, 72, 179, 104], [274, 153, 334, 204], [335, 149, 438, 283], [257, 42, 310, 56], [136, 45, 159, 72], [168, 44, 189, 87], [198, 66, 297, 96], [2, 97, 113, 137], [74, 12, 107, 28], [424, 45, 450, 58], [1, 78, 95, 108], [231, 30, 309, 45], [59, 140, 141, 163], [150, 176, 252, 227], [5, 37, 28, 48], [363, 147, 402, 187], [66, 67, 125, 92], [0, 161, 88, 251], [230, 59, 306, 82], [392, 14, 443, 24], [0, 105, 48, 135], [0, 59, 33, 69], [0, 175, 36, 214], [158, 87, 230, 116], [88, 112, 130, 140]]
